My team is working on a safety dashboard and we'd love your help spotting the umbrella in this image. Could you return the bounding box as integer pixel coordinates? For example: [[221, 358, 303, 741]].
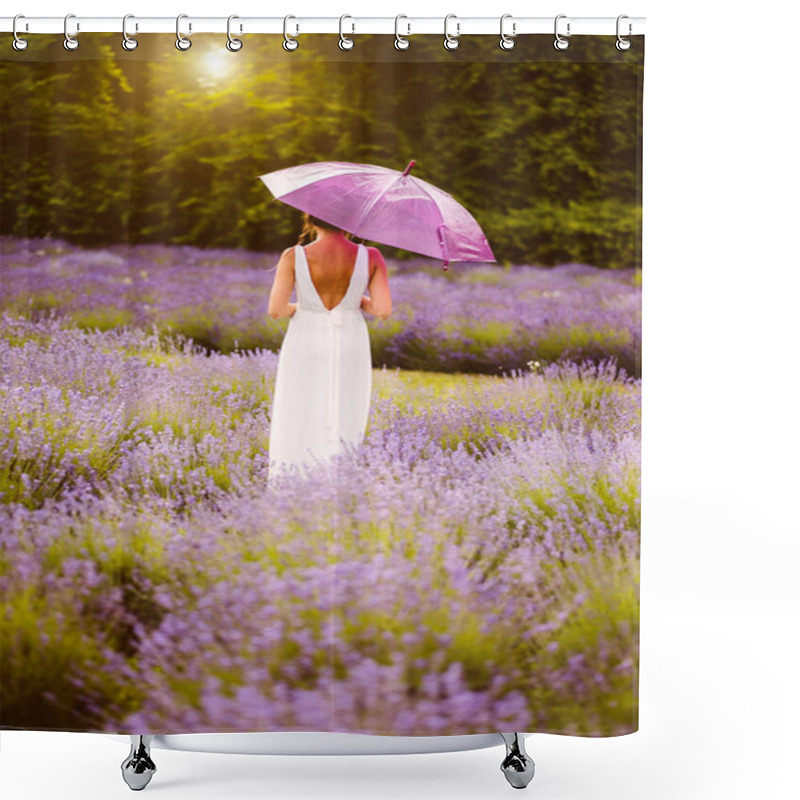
[[258, 160, 495, 270]]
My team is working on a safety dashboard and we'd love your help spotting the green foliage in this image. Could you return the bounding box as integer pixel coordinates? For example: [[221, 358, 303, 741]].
[[1, 35, 642, 269]]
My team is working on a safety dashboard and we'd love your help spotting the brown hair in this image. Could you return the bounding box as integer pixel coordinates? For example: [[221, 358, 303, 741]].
[[297, 212, 354, 245]]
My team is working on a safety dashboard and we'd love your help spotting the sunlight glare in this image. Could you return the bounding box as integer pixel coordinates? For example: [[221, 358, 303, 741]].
[[198, 52, 233, 87]]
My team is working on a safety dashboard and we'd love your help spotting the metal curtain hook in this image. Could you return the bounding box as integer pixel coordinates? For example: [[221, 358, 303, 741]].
[[227, 15, 243, 51], [395, 14, 410, 50], [283, 15, 299, 51], [12, 14, 29, 51], [616, 15, 632, 50], [443, 13, 460, 51], [499, 14, 516, 50], [176, 13, 191, 50], [122, 14, 138, 51], [64, 13, 79, 50], [339, 14, 355, 50], [554, 14, 570, 51]]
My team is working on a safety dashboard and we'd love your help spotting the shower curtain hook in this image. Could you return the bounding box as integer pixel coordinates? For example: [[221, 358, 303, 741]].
[[122, 15, 138, 51], [227, 15, 243, 51], [339, 15, 355, 50], [499, 14, 516, 50], [12, 14, 29, 51], [443, 14, 460, 51], [616, 15, 632, 50], [63, 13, 79, 50], [283, 15, 299, 51], [395, 15, 411, 50], [176, 14, 192, 50], [554, 14, 570, 50]]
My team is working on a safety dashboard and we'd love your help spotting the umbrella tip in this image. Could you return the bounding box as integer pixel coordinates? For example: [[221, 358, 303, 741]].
[[401, 160, 416, 177]]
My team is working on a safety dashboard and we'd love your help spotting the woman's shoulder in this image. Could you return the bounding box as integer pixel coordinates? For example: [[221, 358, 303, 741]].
[[278, 246, 297, 272], [363, 244, 385, 263], [364, 245, 386, 273]]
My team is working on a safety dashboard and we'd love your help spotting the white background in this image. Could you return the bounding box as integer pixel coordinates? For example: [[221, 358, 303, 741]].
[[2, 1, 798, 798]]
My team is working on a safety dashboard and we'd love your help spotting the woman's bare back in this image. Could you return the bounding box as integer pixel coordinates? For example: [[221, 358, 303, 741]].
[[302, 241, 377, 311]]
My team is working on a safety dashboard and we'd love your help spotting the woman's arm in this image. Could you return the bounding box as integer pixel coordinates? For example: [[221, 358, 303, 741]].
[[268, 248, 298, 320], [361, 247, 392, 321]]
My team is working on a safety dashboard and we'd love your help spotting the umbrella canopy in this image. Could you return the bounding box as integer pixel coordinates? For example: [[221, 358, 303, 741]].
[[258, 160, 495, 269]]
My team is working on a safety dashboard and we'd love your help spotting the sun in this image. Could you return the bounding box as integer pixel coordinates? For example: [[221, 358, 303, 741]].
[[199, 51, 233, 81], [194, 50, 240, 92]]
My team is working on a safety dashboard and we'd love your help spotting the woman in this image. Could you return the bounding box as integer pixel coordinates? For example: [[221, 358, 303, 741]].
[[267, 212, 392, 480]]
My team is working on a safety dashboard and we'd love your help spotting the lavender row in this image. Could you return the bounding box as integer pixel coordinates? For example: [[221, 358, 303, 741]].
[[0, 236, 641, 376]]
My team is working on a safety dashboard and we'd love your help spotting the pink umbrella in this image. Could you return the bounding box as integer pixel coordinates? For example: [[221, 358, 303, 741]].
[[258, 160, 495, 270]]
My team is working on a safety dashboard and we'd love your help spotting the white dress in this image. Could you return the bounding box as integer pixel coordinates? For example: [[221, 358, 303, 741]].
[[268, 242, 372, 480]]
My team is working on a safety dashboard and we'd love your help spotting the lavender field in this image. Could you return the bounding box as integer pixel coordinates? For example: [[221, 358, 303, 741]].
[[0, 237, 640, 736], [0, 236, 641, 377]]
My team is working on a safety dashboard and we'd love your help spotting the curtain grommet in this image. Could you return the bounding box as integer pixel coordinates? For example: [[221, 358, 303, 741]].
[[121, 14, 138, 51], [499, 14, 516, 50], [227, 15, 243, 51], [394, 15, 410, 50], [12, 14, 29, 50], [283, 15, 299, 51], [175, 14, 191, 50], [63, 13, 79, 50], [443, 13, 460, 50], [339, 14, 355, 50], [554, 14, 570, 51]]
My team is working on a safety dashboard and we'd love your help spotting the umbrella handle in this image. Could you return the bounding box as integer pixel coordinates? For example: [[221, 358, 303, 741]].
[[437, 224, 451, 271]]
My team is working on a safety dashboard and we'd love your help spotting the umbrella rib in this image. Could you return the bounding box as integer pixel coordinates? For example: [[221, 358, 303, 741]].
[[350, 170, 444, 240], [401, 176, 450, 261], [349, 175, 396, 235], [406, 177, 447, 236]]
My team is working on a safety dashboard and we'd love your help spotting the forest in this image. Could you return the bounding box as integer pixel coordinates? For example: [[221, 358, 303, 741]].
[[0, 32, 643, 269]]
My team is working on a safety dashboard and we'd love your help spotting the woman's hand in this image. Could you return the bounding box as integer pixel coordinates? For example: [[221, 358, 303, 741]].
[[360, 294, 374, 315], [288, 302, 298, 317]]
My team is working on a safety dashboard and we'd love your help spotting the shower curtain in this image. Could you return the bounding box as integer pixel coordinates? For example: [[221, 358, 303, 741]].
[[0, 29, 644, 738]]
